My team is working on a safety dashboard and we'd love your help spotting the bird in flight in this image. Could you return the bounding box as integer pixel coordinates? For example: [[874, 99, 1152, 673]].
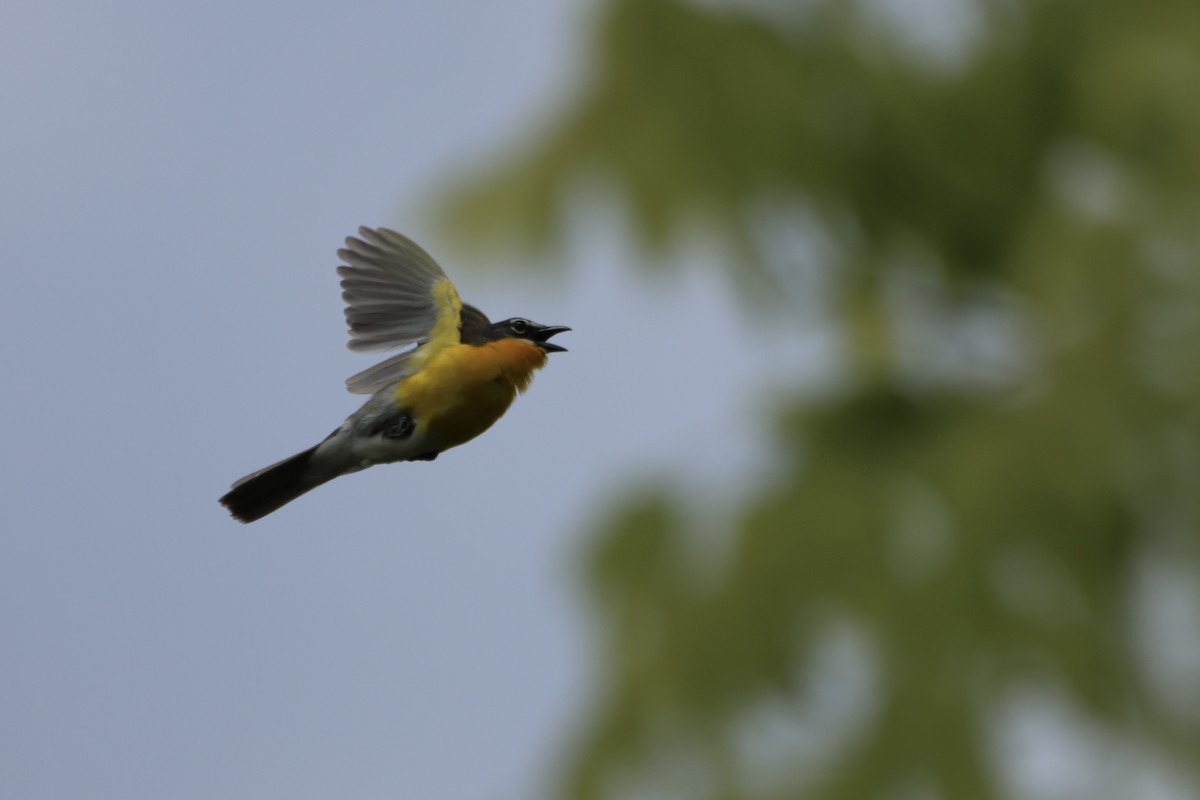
[[220, 227, 569, 523]]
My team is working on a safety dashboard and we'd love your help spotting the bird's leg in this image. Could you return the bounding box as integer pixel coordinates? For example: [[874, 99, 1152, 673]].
[[381, 413, 415, 440]]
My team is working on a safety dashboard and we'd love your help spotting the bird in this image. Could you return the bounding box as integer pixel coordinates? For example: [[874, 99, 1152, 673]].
[[219, 226, 569, 523]]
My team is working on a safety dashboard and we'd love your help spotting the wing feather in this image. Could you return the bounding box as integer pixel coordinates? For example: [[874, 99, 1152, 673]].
[[344, 350, 419, 395], [338, 227, 463, 394]]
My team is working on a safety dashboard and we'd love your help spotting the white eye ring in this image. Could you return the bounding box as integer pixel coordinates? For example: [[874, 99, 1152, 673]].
[[510, 319, 529, 334]]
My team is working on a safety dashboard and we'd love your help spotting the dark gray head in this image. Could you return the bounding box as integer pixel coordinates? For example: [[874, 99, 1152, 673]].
[[461, 304, 570, 352]]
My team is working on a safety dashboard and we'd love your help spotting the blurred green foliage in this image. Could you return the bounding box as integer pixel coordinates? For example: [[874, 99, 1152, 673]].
[[448, 0, 1200, 797]]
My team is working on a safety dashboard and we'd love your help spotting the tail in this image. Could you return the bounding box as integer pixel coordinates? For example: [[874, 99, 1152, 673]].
[[220, 445, 333, 523]]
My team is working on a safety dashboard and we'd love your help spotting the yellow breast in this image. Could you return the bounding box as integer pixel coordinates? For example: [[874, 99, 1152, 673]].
[[396, 339, 549, 452]]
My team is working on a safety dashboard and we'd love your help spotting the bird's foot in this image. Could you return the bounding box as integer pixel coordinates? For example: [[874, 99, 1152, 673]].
[[382, 414, 415, 440]]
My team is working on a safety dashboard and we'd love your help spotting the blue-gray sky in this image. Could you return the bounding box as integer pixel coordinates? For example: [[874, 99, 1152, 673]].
[[0, 2, 817, 798]]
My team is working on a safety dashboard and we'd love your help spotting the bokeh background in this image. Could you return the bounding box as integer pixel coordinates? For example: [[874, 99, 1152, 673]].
[[3, 0, 1199, 798]]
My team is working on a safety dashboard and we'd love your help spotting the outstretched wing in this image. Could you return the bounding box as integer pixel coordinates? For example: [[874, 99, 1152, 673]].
[[338, 227, 463, 394], [339, 227, 452, 353], [343, 349, 417, 395]]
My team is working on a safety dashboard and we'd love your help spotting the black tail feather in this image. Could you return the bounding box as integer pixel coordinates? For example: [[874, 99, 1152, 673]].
[[220, 445, 324, 523]]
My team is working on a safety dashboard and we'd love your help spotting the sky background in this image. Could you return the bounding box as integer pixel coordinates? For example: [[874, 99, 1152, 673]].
[[0, 2, 820, 798]]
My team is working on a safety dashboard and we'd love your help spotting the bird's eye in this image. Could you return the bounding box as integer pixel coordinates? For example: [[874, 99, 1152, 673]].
[[510, 319, 529, 335]]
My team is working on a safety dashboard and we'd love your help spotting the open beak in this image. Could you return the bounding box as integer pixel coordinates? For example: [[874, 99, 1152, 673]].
[[531, 324, 571, 353]]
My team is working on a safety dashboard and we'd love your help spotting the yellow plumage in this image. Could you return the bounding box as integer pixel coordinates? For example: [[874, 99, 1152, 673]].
[[397, 338, 548, 452]]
